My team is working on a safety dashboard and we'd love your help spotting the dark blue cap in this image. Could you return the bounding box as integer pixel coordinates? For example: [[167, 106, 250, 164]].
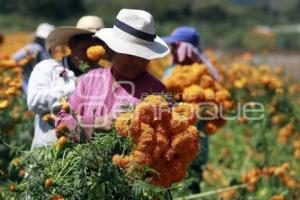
[[163, 26, 200, 50]]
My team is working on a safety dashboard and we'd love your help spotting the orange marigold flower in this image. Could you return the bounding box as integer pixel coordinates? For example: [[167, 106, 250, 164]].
[[136, 123, 154, 153], [169, 159, 186, 182], [128, 117, 141, 143], [9, 184, 17, 192], [215, 89, 231, 103], [169, 112, 190, 133], [204, 121, 218, 135], [173, 102, 197, 125], [42, 113, 56, 122], [18, 169, 26, 177], [45, 178, 54, 188], [183, 84, 204, 102], [135, 102, 155, 124], [51, 195, 64, 200], [55, 124, 68, 137], [115, 112, 134, 137], [86, 45, 105, 61], [56, 136, 68, 148], [203, 88, 215, 101], [171, 126, 199, 155], [112, 155, 133, 169], [152, 122, 169, 159], [270, 194, 285, 200], [133, 150, 153, 166], [199, 74, 214, 89]]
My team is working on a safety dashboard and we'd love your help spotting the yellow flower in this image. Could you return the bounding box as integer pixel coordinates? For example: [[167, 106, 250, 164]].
[[234, 79, 245, 89], [60, 98, 69, 111], [0, 100, 9, 109], [42, 113, 56, 122], [11, 158, 21, 167], [183, 84, 204, 102]]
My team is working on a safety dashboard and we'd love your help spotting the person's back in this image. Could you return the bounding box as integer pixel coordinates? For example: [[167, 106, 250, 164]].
[[13, 23, 55, 93]]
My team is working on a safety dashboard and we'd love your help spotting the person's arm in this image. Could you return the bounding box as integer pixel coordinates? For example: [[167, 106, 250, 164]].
[[27, 61, 75, 115], [176, 42, 221, 81], [55, 76, 86, 131], [13, 43, 43, 62]]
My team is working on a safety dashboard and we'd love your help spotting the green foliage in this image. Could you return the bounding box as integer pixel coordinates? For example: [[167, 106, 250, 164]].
[[2, 131, 171, 199], [0, 95, 33, 183]]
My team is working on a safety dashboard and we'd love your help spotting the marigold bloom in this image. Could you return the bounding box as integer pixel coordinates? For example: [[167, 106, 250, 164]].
[[115, 112, 133, 137], [55, 124, 68, 137], [169, 112, 190, 133], [45, 178, 54, 188], [133, 150, 153, 165], [51, 195, 64, 200], [203, 88, 215, 101], [171, 128, 198, 155], [86, 45, 105, 61], [183, 85, 204, 102], [113, 95, 200, 188], [18, 169, 26, 177], [0, 100, 9, 109], [42, 113, 56, 122], [169, 159, 187, 182], [9, 184, 17, 192], [173, 103, 197, 125], [199, 74, 214, 89], [204, 121, 218, 135], [56, 136, 68, 148], [135, 102, 155, 124], [112, 155, 133, 169]]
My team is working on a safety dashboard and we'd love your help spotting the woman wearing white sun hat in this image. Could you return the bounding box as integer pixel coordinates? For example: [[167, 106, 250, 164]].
[[27, 16, 105, 149], [56, 9, 170, 138]]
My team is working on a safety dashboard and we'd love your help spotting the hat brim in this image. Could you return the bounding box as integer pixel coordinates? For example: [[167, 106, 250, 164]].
[[162, 35, 203, 52], [94, 28, 170, 60], [162, 35, 178, 45], [46, 27, 94, 51]]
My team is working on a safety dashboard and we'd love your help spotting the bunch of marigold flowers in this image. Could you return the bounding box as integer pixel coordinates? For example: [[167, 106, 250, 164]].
[[112, 95, 200, 187], [163, 63, 233, 135], [242, 162, 300, 192]]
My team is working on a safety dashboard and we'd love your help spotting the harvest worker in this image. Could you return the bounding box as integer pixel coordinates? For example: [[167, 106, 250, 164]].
[[162, 26, 220, 194], [162, 26, 220, 81], [27, 16, 105, 149], [56, 9, 170, 138], [12, 23, 55, 93]]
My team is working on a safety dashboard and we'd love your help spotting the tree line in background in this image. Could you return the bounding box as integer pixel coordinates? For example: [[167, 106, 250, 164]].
[[1, 0, 300, 51]]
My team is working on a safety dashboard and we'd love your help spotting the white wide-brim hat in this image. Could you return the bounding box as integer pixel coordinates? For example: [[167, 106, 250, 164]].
[[94, 9, 170, 60], [46, 16, 104, 51], [35, 23, 55, 39]]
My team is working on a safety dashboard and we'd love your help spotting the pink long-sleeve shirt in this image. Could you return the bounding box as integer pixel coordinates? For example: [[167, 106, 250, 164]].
[[56, 67, 167, 137]]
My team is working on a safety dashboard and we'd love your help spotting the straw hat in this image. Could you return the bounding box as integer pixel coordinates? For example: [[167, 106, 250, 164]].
[[46, 16, 104, 50], [93, 9, 170, 60]]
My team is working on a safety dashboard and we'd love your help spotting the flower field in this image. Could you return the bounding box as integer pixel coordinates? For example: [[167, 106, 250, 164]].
[[0, 33, 300, 200]]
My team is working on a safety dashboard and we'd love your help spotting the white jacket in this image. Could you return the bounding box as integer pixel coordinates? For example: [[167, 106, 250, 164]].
[[27, 58, 76, 149]]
